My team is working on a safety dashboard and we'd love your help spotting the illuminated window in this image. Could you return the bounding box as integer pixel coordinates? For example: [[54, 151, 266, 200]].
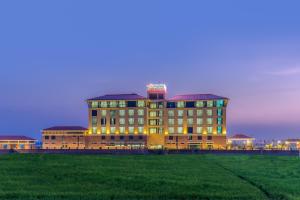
[[177, 101, 185, 108], [92, 127, 97, 134], [119, 118, 125, 125], [109, 101, 117, 108], [128, 109, 134, 116], [168, 127, 174, 134], [178, 110, 184, 117], [207, 101, 214, 107], [92, 101, 98, 108], [178, 118, 183, 125], [217, 109, 223, 116], [149, 119, 157, 126], [150, 103, 157, 109], [187, 118, 193, 125], [168, 119, 175, 125], [177, 127, 183, 134], [138, 127, 144, 134], [206, 109, 213, 116], [119, 127, 125, 134], [138, 118, 144, 125], [187, 110, 194, 117], [216, 100, 224, 107], [149, 111, 157, 117], [207, 118, 213, 125], [128, 118, 134, 125], [119, 101, 126, 107], [138, 101, 145, 107], [128, 127, 134, 134], [217, 118, 223, 125], [110, 110, 116, 117], [101, 110, 107, 116], [92, 116, 97, 126], [196, 101, 204, 107], [207, 127, 213, 134], [138, 109, 144, 116], [119, 110, 125, 116], [100, 101, 107, 108], [110, 127, 116, 134], [101, 127, 106, 134], [217, 126, 222, 134], [149, 128, 157, 134], [110, 118, 116, 125], [197, 118, 203, 125], [197, 127, 203, 134], [168, 110, 175, 117], [197, 110, 203, 116]]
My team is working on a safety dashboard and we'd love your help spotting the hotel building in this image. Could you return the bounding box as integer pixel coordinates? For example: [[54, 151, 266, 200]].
[[42, 84, 229, 150]]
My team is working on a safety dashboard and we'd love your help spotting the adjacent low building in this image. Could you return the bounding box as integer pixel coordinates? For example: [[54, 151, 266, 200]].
[[284, 139, 300, 150], [227, 134, 255, 150], [0, 136, 36, 150]]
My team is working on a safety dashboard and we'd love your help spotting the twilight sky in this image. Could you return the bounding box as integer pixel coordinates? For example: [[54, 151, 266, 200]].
[[0, 0, 300, 140]]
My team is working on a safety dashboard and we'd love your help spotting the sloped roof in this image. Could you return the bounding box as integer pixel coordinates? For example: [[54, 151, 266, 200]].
[[0, 136, 36, 141], [169, 94, 228, 101], [88, 93, 147, 101], [229, 134, 254, 139], [43, 126, 88, 131]]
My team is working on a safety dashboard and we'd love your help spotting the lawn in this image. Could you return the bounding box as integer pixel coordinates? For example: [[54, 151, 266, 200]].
[[0, 154, 299, 200]]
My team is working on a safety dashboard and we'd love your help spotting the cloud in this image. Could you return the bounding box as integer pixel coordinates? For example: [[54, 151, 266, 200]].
[[266, 68, 300, 76]]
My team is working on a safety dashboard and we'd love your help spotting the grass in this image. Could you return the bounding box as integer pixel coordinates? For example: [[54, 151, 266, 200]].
[[0, 154, 299, 200]]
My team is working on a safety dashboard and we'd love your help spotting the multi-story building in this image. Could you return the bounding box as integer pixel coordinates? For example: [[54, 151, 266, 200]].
[[0, 136, 36, 150], [42, 84, 229, 150]]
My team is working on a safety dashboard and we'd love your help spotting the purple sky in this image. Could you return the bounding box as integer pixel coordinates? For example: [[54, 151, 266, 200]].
[[0, 0, 300, 140]]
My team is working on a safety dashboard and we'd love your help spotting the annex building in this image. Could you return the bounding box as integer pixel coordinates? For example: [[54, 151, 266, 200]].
[[42, 84, 228, 150]]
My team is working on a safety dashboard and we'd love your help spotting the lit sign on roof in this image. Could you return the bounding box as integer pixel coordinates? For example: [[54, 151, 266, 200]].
[[147, 84, 167, 93]]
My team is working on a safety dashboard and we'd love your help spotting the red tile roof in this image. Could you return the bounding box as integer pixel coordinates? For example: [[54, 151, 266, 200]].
[[169, 94, 228, 101], [229, 134, 254, 139], [43, 126, 88, 131], [88, 93, 147, 101], [0, 136, 36, 141]]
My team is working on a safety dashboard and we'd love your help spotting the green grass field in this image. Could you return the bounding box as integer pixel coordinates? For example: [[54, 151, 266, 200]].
[[0, 154, 299, 200]]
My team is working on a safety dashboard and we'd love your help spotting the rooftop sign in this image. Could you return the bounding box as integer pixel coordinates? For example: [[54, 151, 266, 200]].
[[146, 84, 167, 93]]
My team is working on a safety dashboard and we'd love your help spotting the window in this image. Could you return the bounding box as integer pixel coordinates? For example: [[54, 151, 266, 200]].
[[197, 110, 203, 117], [119, 127, 125, 134], [129, 135, 134, 140], [138, 118, 144, 125], [178, 118, 183, 125], [206, 109, 213, 116], [216, 100, 224, 107], [177, 127, 183, 134], [186, 102, 195, 108], [188, 135, 193, 140], [119, 101, 126, 107], [101, 127, 106, 134], [110, 127, 116, 134], [110, 110, 116, 117], [120, 136, 124, 140], [128, 127, 134, 134], [119, 110, 125, 116], [187, 110, 194, 117], [127, 101, 137, 107], [51, 136, 56, 140], [45, 136, 49, 140], [217, 108, 223, 116], [207, 101, 214, 107], [177, 101, 185, 108], [207, 118, 213, 125], [100, 101, 107, 108], [187, 118, 193, 125], [197, 118, 203, 125], [167, 102, 176, 108], [138, 127, 144, 134], [92, 101, 98, 108], [168, 110, 175, 117], [217, 126, 222, 134], [138, 101, 145, 107], [196, 101, 204, 107], [198, 136, 202, 140], [92, 110, 97, 116], [207, 136, 212, 140], [207, 127, 213, 134], [149, 128, 157, 134], [101, 135, 106, 140], [128, 118, 134, 125], [150, 103, 157, 109], [178, 110, 184, 117], [128, 109, 134, 116], [138, 109, 144, 116], [110, 118, 116, 125], [92, 127, 97, 134], [101, 118, 106, 125], [139, 135, 144, 140], [168, 127, 174, 134], [217, 118, 223, 125], [168, 119, 175, 125], [169, 136, 174, 140], [149, 111, 157, 117], [109, 101, 117, 108], [92, 116, 97, 126], [188, 127, 193, 134], [149, 119, 157, 126], [101, 110, 107, 116], [119, 118, 125, 125], [110, 136, 115, 140], [197, 127, 203, 134]]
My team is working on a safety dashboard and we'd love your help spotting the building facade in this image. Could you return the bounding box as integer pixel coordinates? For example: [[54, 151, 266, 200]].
[[42, 84, 229, 150], [0, 136, 36, 150]]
